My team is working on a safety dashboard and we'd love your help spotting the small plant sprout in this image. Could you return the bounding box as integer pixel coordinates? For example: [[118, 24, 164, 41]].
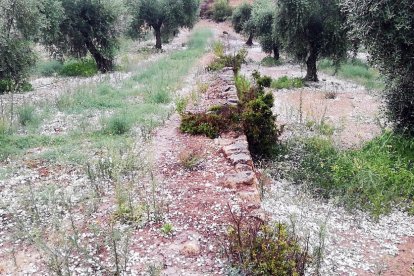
[[160, 223, 174, 235]]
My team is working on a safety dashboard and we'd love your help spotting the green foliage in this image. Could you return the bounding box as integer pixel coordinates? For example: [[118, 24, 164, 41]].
[[277, 0, 348, 81], [207, 48, 247, 74], [212, 0, 233, 22], [128, 0, 200, 49], [271, 76, 304, 90], [318, 59, 384, 90], [160, 223, 174, 235], [0, 0, 41, 91], [235, 74, 250, 101], [59, 59, 98, 77], [180, 105, 242, 138], [287, 133, 414, 216], [41, 0, 121, 72], [104, 114, 132, 135], [34, 60, 64, 77], [260, 56, 282, 67], [18, 105, 38, 127], [231, 2, 255, 45], [251, 0, 280, 59], [0, 79, 32, 94], [342, 0, 414, 135], [226, 210, 310, 275]]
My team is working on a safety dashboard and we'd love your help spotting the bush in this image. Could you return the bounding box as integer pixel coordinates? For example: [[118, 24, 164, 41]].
[[207, 48, 247, 74], [60, 59, 98, 77], [225, 207, 310, 275], [287, 132, 414, 217], [0, 79, 33, 94], [35, 60, 64, 77], [271, 76, 304, 90], [212, 0, 232, 22], [180, 105, 242, 138]]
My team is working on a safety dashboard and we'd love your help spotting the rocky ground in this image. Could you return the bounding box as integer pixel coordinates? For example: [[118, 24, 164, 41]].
[[0, 19, 413, 276]]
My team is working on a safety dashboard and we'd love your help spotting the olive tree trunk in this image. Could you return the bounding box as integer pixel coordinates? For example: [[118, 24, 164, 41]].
[[273, 45, 280, 61], [86, 40, 113, 73], [246, 33, 253, 46], [154, 27, 162, 50], [305, 48, 318, 82]]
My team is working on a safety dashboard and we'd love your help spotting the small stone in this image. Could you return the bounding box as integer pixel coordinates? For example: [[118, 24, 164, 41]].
[[180, 240, 201, 257], [224, 171, 256, 188]]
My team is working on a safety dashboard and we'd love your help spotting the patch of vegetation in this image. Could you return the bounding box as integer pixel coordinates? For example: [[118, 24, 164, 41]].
[[271, 76, 304, 90], [0, 78, 33, 94], [318, 59, 384, 90], [225, 207, 310, 275], [178, 148, 203, 170], [182, 71, 280, 158], [34, 60, 64, 77], [260, 56, 282, 67], [282, 132, 414, 217], [180, 105, 242, 138], [212, 0, 233, 22], [160, 223, 174, 235], [18, 105, 39, 127], [207, 46, 247, 74], [59, 59, 98, 77], [104, 113, 132, 135]]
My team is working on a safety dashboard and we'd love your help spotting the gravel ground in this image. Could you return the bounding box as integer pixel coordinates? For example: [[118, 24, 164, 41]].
[[262, 180, 414, 275]]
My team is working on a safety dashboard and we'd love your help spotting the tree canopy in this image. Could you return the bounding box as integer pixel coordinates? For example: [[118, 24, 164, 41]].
[[252, 0, 280, 60], [41, 0, 122, 72], [231, 2, 254, 46], [0, 0, 39, 91], [277, 0, 348, 81], [129, 0, 200, 49], [342, 0, 414, 135]]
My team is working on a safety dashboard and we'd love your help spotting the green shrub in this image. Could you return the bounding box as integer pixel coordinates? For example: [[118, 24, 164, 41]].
[[0, 79, 32, 94], [235, 74, 250, 100], [243, 94, 279, 158], [207, 48, 247, 74], [35, 60, 64, 77], [271, 76, 304, 90], [105, 114, 131, 135], [225, 209, 310, 275], [287, 132, 414, 216], [260, 56, 282, 67], [18, 105, 38, 127], [180, 105, 241, 138], [60, 59, 98, 77], [212, 0, 233, 22]]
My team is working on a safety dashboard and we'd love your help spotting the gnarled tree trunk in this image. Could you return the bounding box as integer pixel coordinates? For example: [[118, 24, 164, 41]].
[[273, 45, 280, 61], [246, 33, 253, 46], [154, 27, 162, 50], [305, 47, 318, 82], [85, 40, 113, 73]]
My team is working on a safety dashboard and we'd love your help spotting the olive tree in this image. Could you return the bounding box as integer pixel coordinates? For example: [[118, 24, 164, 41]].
[[231, 2, 255, 46], [342, 0, 414, 135], [41, 0, 122, 73], [277, 0, 348, 81], [0, 0, 39, 92], [252, 0, 280, 60], [129, 0, 200, 50]]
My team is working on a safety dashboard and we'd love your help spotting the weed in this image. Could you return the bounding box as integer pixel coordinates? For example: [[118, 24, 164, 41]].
[[175, 97, 189, 115], [318, 58, 384, 90], [60, 58, 98, 77], [271, 76, 304, 90], [178, 148, 203, 170], [212, 41, 225, 57], [104, 114, 131, 135], [324, 91, 337, 99], [18, 105, 38, 127], [160, 223, 174, 235], [260, 56, 282, 67], [225, 205, 310, 275], [284, 132, 414, 216], [235, 74, 250, 100], [207, 48, 247, 74]]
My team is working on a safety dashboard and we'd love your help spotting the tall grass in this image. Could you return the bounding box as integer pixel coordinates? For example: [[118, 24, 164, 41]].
[[283, 132, 414, 217], [318, 59, 384, 90]]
